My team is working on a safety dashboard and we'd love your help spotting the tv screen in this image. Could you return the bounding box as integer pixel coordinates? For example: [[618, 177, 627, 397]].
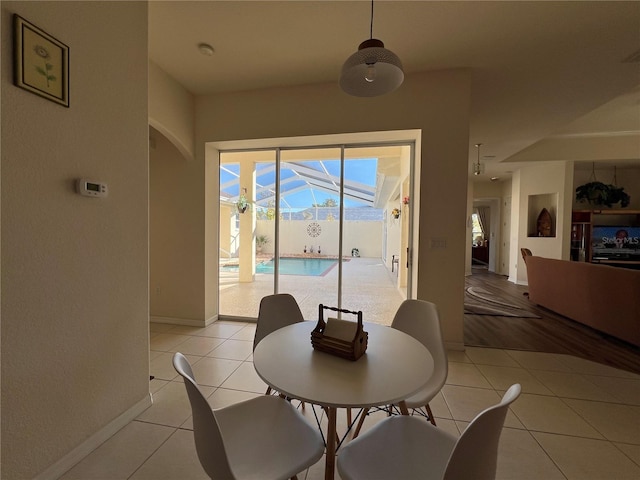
[[591, 226, 640, 261]]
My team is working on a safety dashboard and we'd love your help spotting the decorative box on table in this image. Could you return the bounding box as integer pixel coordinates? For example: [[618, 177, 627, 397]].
[[311, 304, 368, 361]]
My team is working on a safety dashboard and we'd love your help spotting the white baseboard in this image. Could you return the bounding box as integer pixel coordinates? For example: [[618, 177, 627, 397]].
[[445, 341, 466, 351], [507, 274, 529, 286], [35, 394, 152, 480], [150, 315, 208, 327], [150, 314, 222, 327]]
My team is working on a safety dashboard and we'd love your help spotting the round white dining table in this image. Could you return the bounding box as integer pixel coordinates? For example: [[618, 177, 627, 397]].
[[253, 321, 434, 480]]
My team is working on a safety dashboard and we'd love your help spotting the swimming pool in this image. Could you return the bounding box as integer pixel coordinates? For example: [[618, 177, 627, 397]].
[[223, 257, 339, 276]]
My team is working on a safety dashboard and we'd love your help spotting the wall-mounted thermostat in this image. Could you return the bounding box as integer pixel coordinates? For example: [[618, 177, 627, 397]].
[[77, 178, 108, 198]]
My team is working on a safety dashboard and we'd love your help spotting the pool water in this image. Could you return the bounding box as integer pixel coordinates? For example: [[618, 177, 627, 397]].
[[224, 257, 339, 276]]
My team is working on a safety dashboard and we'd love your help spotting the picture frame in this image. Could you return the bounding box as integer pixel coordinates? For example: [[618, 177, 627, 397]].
[[14, 14, 69, 107]]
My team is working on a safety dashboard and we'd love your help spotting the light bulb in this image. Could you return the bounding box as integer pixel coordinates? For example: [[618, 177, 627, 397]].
[[365, 64, 376, 83]]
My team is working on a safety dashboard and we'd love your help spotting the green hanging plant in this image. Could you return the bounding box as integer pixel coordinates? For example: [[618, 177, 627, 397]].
[[236, 188, 251, 214], [575, 181, 630, 207], [575, 164, 631, 208]]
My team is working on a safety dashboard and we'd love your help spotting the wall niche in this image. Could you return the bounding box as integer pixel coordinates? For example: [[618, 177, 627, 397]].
[[528, 193, 558, 237]]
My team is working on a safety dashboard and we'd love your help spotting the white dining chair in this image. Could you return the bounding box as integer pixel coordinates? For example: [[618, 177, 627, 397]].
[[255, 294, 348, 440], [352, 299, 448, 437], [254, 293, 305, 397], [254, 293, 305, 350], [173, 352, 324, 480], [338, 383, 522, 480]]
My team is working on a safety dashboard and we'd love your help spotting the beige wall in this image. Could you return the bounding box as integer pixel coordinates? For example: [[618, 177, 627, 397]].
[[499, 179, 513, 276], [150, 127, 206, 323], [257, 220, 384, 258], [148, 60, 195, 160], [1, 2, 149, 478], [148, 59, 201, 324], [512, 161, 574, 284], [196, 70, 471, 348]]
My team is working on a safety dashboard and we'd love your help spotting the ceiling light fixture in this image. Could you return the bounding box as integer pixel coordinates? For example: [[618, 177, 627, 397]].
[[340, 0, 404, 97], [473, 143, 485, 176], [198, 43, 215, 56]]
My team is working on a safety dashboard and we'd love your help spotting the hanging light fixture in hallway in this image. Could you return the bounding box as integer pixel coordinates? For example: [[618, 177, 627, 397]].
[[340, 0, 404, 97], [474, 143, 485, 176]]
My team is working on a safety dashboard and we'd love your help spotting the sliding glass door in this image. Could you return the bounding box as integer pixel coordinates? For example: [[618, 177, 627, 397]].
[[219, 141, 413, 325]]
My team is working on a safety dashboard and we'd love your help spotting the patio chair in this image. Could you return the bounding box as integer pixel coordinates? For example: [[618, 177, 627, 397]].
[[338, 384, 522, 480], [173, 352, 324, 480]]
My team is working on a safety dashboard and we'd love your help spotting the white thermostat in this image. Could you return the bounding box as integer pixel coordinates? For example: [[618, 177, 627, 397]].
[[77, 178, 108, 198]]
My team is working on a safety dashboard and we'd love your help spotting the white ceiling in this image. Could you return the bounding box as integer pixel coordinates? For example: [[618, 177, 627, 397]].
[[148, 1, 640, 180]]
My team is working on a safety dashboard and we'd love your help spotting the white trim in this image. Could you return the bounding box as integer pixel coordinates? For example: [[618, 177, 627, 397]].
[[34, 394, 152, 480], [150, 315, 213, 327], [445, 341, 466, 352], [552, 130, 640, 139]]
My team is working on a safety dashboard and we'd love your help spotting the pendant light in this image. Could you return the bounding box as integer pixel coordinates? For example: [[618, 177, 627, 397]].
[[473, 143, 484, 176], [340, 0, 404, 97]]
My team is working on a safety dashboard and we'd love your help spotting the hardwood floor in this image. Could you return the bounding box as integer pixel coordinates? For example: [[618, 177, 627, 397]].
[[464, 268, 640, 375]]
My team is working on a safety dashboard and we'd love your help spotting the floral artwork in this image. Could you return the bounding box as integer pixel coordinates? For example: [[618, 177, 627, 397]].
[[14, 15, 69, 107], [33, 44, 56, 88]]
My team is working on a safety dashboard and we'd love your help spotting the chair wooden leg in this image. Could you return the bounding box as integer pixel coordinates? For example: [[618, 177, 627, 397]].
[[291, 476, 298, 480], [425, 403, 436, 426], [352, 407, 370, 439], [265, 386, 272, 395], [347, 408, 352, 426]]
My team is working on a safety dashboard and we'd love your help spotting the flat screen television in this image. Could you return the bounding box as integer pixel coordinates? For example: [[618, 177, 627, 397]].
[[591, 226, 640, 261]]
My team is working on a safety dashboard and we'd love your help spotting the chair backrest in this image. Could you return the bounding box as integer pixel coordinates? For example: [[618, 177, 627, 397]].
[[391, 299, 448, 394], [173, 352, 235, 479], [443, 383, 522, 480], [253, 293, 304, 351]]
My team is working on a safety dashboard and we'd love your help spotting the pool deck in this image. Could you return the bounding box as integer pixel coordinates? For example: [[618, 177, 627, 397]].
[[219, 256, 405, 325]]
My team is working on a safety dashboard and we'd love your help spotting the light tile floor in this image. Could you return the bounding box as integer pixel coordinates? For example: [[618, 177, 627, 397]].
[[60, 321, 640, 480]]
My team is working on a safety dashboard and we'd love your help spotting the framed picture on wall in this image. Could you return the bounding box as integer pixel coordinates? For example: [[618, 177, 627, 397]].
[[14, 14, 69, 107]]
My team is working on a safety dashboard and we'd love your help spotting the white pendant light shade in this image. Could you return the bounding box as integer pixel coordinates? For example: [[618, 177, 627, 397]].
[[340, 38, 404, 97]]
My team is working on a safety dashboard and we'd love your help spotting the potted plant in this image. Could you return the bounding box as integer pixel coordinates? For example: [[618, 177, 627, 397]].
[[256, 234, 270, 253], [575, 181, 630, 208], [236, 191, 251, 214]]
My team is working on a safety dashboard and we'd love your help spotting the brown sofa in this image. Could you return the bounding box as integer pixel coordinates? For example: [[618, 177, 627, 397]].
[[523, 256, 640, 347]]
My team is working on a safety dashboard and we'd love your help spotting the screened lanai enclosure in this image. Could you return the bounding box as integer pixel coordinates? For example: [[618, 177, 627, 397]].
[[218, 144, 415, 324]]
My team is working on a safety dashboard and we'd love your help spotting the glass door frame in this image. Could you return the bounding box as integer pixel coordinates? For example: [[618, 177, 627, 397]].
[[218, 139, 417, 320]]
